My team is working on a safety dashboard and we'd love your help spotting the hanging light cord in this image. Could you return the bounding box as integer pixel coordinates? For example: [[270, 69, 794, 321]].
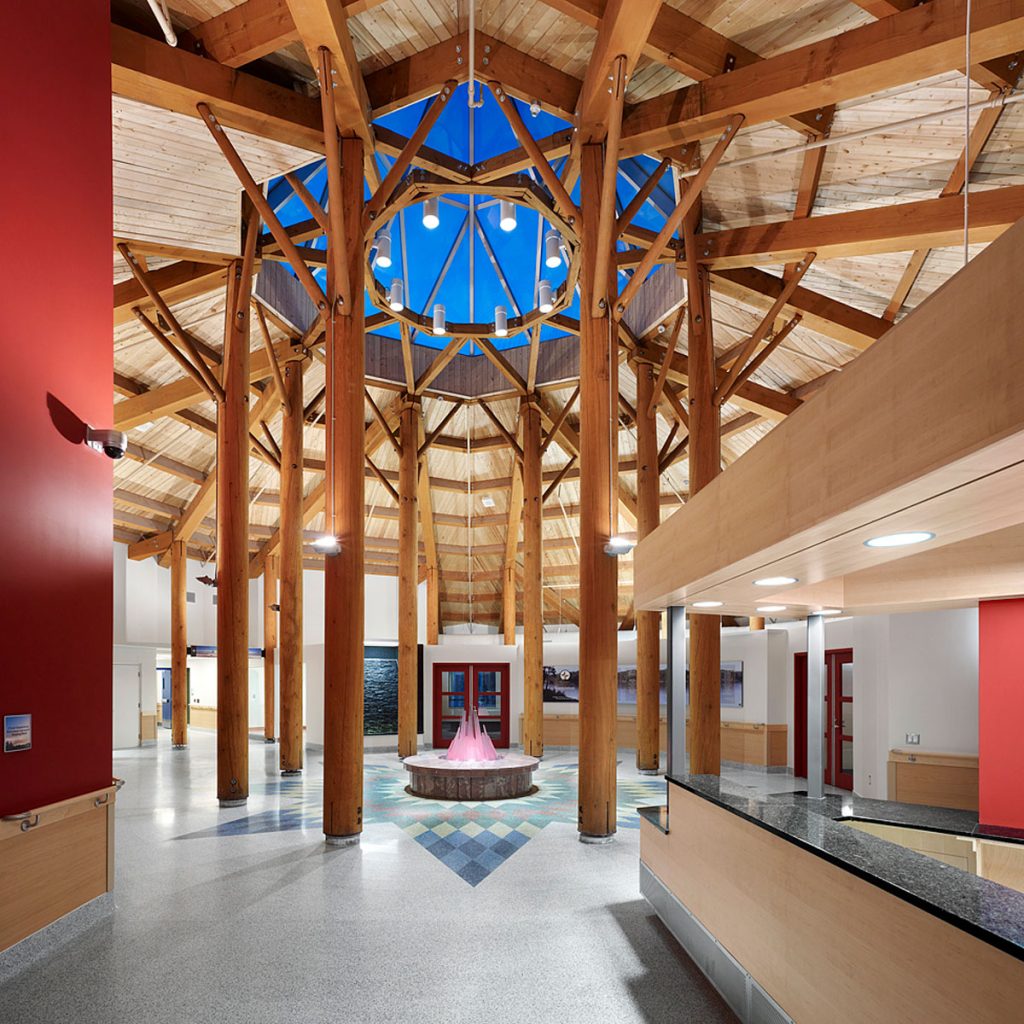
[[466, 409, 474, 631]]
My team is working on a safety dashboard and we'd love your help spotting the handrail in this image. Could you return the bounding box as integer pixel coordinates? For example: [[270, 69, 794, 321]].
[[0, 780, 121, 842]]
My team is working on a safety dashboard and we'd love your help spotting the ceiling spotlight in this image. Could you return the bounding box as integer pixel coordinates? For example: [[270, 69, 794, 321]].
[[529, 100, 541, 118], [538, 279, 553, 313], [757, 605, 787, 613], [432, 304, 446, 336], [603, 535, 634, 557], [481, 495, 496, 508], [544, 230, 562, 269], [499, 199, 517, 232], [692, 600, 723, 608], [312, 534, 341, 556], [422, 196, 440, 230], [375, 228, 392, 269], [494, 305, 508, 338], [388, 279, 404, 312], [865, 531, 935, 548], [753, 576, 798, 587]]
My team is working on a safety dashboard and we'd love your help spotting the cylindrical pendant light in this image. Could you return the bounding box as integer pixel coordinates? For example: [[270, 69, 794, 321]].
[[432, 304, 446, 336], [544, 229, 562, 269], [422, 196, 440, 230], [375, 228, 392, 268], [538, 279, 553, 313], [499, 199, 516, 232], [388, 279, 404, 312], [494, 305, 508, 337]]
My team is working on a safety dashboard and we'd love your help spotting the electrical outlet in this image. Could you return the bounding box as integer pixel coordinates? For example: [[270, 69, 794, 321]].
[[905, 733, 920, 745]]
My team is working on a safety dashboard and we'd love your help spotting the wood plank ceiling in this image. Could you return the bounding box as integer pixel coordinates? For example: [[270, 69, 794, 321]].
[[109, 0, 1024, 629]]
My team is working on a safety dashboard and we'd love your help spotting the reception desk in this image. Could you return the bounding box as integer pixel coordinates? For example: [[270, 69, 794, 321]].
[[640, 776, 1024, 1022]]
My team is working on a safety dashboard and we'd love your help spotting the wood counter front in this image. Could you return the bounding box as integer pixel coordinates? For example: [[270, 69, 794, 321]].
[[641, 784, 1024, 1022]]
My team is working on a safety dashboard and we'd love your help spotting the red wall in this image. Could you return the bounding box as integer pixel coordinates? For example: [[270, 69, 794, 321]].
[[0, 2, 112, 816], [978, 598, 1024, 830]]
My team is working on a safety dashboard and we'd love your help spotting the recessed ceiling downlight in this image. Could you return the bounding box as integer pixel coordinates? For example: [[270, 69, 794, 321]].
[[753, 576, 798, 587], [692, 600, 723, 608], [864, 531, 935, 548], [757, 605, 787, 613], [820, 608, 843, 616]]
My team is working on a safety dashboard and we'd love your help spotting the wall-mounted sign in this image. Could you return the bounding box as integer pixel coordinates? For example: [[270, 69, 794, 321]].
[[3, 714, 32, 753]]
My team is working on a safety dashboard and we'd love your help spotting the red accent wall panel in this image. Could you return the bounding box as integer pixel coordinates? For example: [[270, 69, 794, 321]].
[[978, 598, 1024, 830], [0, 2, 112, 816]]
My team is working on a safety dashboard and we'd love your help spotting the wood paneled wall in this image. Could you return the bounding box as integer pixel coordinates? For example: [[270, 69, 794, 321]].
[[887, 750, 978, 811], [523, 713, 786, 766], [0, 784, 117, 953]]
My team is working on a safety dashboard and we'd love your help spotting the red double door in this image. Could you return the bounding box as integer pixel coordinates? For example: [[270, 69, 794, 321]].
[[795, 648, 853, 791], [432, 662, 510, 749]]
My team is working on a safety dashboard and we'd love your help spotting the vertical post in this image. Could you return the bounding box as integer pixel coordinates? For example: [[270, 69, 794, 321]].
[[684, 204, 722, 776], [323, 136, 365, 845], [521, 399, 543, 758], [634, 359, 661, 774], [216, 216, 256, 807], [806, 613, 826, 800], [749, 616, 766, 631], [578, 142, 618, 842], [263, 554, 278, 743], [426, 565, 440, 644], [279, 359, 304, 774], [666, 606, 687, 777], [502, 563, 517, 646], [398, 398, 419, 759], [170, 538, 188, 749]]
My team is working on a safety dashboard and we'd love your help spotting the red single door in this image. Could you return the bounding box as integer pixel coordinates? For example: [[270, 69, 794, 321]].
[[432, 662, 510, 749], [794, 648, 853, 791]]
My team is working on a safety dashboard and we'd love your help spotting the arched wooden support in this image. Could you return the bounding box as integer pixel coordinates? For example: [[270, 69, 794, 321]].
[[279, 360, 304, 774]]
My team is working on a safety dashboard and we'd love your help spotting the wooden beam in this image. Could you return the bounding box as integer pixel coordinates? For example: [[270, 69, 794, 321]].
[[189, 0, 301, 67], [620, 0, 1024, 156], [112, 25, 324, 152], [574, 0, 661, 143], [696, 185, 1024, 269], [711, 267, 889, 352], [478, 400, 524, 460], [114, 260, 226, 327], [418, 416, 441, 643], [170, 539, 188, 748], [474, 337, 527, 394], [615, 115, 743, 317], [540, 386, 580, 456], [415, 336, 464, 394]]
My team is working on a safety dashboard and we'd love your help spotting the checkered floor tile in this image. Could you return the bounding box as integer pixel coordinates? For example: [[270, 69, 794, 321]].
[[178, 753, 666, 886]]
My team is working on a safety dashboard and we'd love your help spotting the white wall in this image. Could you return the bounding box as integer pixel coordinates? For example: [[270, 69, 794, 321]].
[[776, 609, 978, 799]]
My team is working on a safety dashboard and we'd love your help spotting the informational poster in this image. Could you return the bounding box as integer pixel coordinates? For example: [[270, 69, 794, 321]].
[[3, 714, 32, 753]]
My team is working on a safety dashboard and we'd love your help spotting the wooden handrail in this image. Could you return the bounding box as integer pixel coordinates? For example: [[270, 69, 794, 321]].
[[0, 781, 120, 842]]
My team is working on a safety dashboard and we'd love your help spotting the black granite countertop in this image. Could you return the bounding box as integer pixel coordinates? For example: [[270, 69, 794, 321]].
[[661, 773, 1024, 962]]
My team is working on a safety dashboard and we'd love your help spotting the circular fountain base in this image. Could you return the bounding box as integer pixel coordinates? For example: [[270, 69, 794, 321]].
[[404, 753, 540, 800]]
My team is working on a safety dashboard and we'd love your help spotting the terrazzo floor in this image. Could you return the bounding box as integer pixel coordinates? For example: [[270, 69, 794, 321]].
[[2, 729, 741, 1023]]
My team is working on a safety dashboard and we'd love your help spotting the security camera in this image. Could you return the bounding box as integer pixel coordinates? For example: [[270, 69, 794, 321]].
[[86, 426, 128, 460]]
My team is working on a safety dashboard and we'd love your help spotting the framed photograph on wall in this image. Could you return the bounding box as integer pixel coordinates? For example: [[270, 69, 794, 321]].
[[3, 713, 32, 753]]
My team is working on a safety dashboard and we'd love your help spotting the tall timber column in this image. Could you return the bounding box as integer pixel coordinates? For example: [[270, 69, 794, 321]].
[[521, 398, 543, 758], [634, 359, 661, 774], [323, 136, 365, 845], [398, 397, 419, 759], [684, 206, 723, 776], [170, 538, 188, 749], [279, 359, 304, 774], [217, 220, 256, 807], [263, 554, 278, 743], [578, 143, 618, 841]]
